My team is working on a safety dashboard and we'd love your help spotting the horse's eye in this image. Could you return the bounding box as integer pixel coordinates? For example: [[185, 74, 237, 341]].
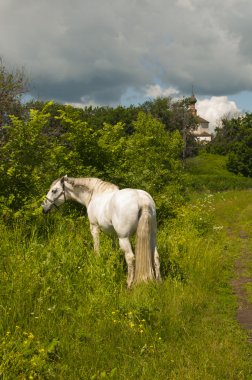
[[52, 189, 58, 194]]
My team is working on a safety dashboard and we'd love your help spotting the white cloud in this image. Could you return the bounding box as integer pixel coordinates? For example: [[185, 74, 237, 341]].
[[196, 96, 241, 132], [145, 85, 179, 98]]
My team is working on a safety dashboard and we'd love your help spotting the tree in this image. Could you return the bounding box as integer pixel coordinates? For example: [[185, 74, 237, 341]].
[[140, 97, 173, 130], [121, 112, 183, 192], [0, 58, 29, 150], [209, 113, 252, 177], [140, 97, 199, 161], [0, 104, 50, 213], [0, 58, 29, 126]]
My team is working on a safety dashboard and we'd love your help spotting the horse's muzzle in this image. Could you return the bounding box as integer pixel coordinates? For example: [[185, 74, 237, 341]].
[[42, 205, 50, 214]]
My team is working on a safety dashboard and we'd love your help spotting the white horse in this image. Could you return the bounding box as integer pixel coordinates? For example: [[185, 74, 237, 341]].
[[42, 176, 161, 287]]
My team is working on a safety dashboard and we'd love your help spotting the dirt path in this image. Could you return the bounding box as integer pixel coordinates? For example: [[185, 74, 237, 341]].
[[215, 192, 252, 344], [231, 234, 252, 343]]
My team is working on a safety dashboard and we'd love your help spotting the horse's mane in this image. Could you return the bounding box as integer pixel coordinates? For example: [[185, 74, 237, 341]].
[[67, 177, 119, 193]]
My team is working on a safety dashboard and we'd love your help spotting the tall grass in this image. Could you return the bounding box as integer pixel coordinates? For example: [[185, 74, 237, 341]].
[[1, 195, 252, 379]]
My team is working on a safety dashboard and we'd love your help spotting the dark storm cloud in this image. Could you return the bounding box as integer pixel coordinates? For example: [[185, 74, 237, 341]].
[[33, 68, 138, 104], [1, 0, 252, 104]]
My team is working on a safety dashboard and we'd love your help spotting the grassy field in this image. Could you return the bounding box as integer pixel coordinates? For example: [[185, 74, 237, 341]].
[[1, 186, 252, 379]]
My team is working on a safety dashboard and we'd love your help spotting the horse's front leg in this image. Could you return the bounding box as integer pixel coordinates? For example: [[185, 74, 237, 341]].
[[119, 237, 135, 288], [90, 223, 100, 255]]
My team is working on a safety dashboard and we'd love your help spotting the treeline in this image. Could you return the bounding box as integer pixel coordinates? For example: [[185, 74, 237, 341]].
[[1, 58, 252, 223]]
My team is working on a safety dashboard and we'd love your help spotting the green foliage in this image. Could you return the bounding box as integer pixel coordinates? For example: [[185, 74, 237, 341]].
[[140, 97, 173, 130], [56, 107, 102, 176], [0, 102, 185, 222], [96, 121, 126, 181], [209, 113, 252, 177], [0, 103, 54, 215], [119, 112, 183, 192]]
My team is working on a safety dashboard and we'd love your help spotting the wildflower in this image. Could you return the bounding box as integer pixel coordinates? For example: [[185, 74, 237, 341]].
[[111, 311, 116, 315], [139, 330, 144, 334], [213, 225, 223, 231], [28, 332, 34, 339], [149, 345, 155, 353], [129, 322, 135, 328], [38, 348, 45, 353]]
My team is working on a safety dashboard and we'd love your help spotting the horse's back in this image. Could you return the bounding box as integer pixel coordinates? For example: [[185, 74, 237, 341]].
[[111, 188, 155, 211], [109, 188, 156, 237]]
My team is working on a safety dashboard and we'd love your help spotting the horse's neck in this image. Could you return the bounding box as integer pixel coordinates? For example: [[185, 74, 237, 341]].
[[65, 178, 117, 207], [66, 178, 94, 207], [71, 187, 92, 207]]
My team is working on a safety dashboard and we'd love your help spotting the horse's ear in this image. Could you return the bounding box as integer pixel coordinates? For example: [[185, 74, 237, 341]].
[[62, 175, 74, 186], [61, 175, 68, 184]]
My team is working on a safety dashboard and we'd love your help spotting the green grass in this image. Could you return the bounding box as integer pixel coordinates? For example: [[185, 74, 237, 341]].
[[185, 153, 252, 192], [186, 152, 229, 176], [213, 190, 252, 317], [1, 193, 252, 379]]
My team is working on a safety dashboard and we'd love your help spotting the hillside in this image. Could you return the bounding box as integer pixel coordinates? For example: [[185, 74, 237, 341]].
[[185, 153, 252, 192]]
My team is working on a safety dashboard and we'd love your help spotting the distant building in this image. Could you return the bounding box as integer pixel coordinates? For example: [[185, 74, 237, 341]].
[[189, 94, 212, 142]]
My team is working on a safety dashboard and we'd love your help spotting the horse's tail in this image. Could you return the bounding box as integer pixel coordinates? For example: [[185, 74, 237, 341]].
[[134, 205, 155, 284]]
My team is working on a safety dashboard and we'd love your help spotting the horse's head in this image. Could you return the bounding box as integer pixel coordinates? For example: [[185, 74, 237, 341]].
[[42, 176, 68, 214]]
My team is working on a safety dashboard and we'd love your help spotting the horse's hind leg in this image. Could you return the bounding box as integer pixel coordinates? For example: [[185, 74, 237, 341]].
[[151, 225, 161, 281], [154, 248, 161, 281], [119, 237, 135, 288]]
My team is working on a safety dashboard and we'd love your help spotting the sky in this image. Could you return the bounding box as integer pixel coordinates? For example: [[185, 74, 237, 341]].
[[1, 0, 252, 130]]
